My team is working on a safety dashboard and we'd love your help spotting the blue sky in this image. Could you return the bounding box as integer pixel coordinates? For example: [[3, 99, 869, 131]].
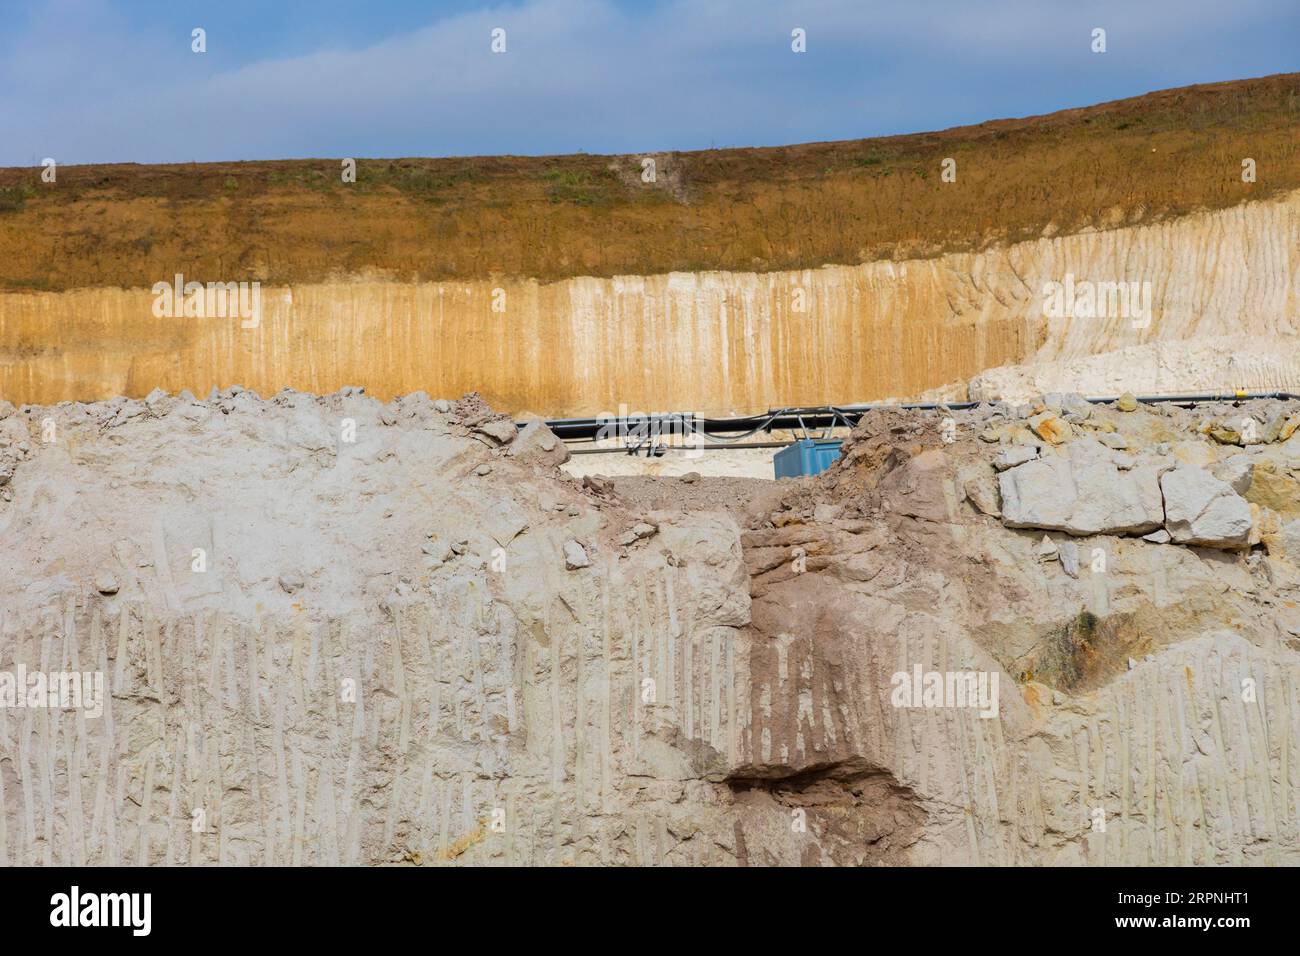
[[1, 0, 1296, 166]]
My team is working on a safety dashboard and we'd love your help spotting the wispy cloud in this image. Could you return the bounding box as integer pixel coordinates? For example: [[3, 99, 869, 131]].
[[2, 0, 1296, 165]]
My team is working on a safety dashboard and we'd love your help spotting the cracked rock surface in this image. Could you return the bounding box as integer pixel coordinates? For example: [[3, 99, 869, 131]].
[[1, 391, 1299, 865]]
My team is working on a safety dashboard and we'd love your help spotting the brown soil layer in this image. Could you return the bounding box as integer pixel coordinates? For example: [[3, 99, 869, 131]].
[[1, 74, 1297, 292]]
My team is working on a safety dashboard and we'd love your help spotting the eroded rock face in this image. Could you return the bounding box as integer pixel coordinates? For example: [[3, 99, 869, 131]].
[[0, 390, 762, 865], [1, 393, 1299, 866], [740, 400, 1300, 865]]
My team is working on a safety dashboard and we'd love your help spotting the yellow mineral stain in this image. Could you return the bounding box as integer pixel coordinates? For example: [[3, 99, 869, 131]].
[[1022, 683, 1041, 720], [440, 819, 488, 861]]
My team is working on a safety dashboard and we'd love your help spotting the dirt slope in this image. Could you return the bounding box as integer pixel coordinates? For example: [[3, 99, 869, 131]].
[[1, 73, 1297, 292]]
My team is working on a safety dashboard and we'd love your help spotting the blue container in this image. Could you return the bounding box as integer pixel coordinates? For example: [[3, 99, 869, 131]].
[[774, 439, 842, 478]]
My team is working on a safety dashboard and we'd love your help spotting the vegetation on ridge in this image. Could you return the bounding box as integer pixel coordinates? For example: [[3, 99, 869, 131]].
[[0, 73, 1297, 292]]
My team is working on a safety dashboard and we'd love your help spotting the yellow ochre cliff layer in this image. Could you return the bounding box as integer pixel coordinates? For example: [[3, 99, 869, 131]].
[[1, 189, 1296, 415]]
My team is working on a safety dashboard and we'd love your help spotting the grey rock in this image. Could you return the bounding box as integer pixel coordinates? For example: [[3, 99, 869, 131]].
[[422, 540, 453, 561], [993, 445, 1039, 471], [1263, 412, 1289, 444], [434, 399, 452, 413], [1211, 454, 1254, 495], [1035, 393, 1089, 421], [1160, 465, 1252, 549], [998, 440, 1164, 536], [1061, 394, 1093, 422], [960, 463, 1001, 517], [1240, 415, 1266, 445], [1142, 529, 1172, 544], [94, 570, 120, 595], [474, 418, 517, 445], [563, 540, 590, 570], [507, 420, 569, 467], [619, 523, 657, 547], [1059, 540, 1080, 578]]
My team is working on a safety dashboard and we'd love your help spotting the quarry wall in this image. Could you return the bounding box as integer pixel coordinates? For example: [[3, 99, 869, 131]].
[[1, 190, 1296, 415], [4, 390, 1300, 865]]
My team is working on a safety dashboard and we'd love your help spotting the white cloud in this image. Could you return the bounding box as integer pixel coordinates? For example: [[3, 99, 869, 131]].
[[1, 0, 1294, 165]]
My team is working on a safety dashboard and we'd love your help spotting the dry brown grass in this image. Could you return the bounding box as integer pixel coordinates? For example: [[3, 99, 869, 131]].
[[1, 73, 1297, 291]]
